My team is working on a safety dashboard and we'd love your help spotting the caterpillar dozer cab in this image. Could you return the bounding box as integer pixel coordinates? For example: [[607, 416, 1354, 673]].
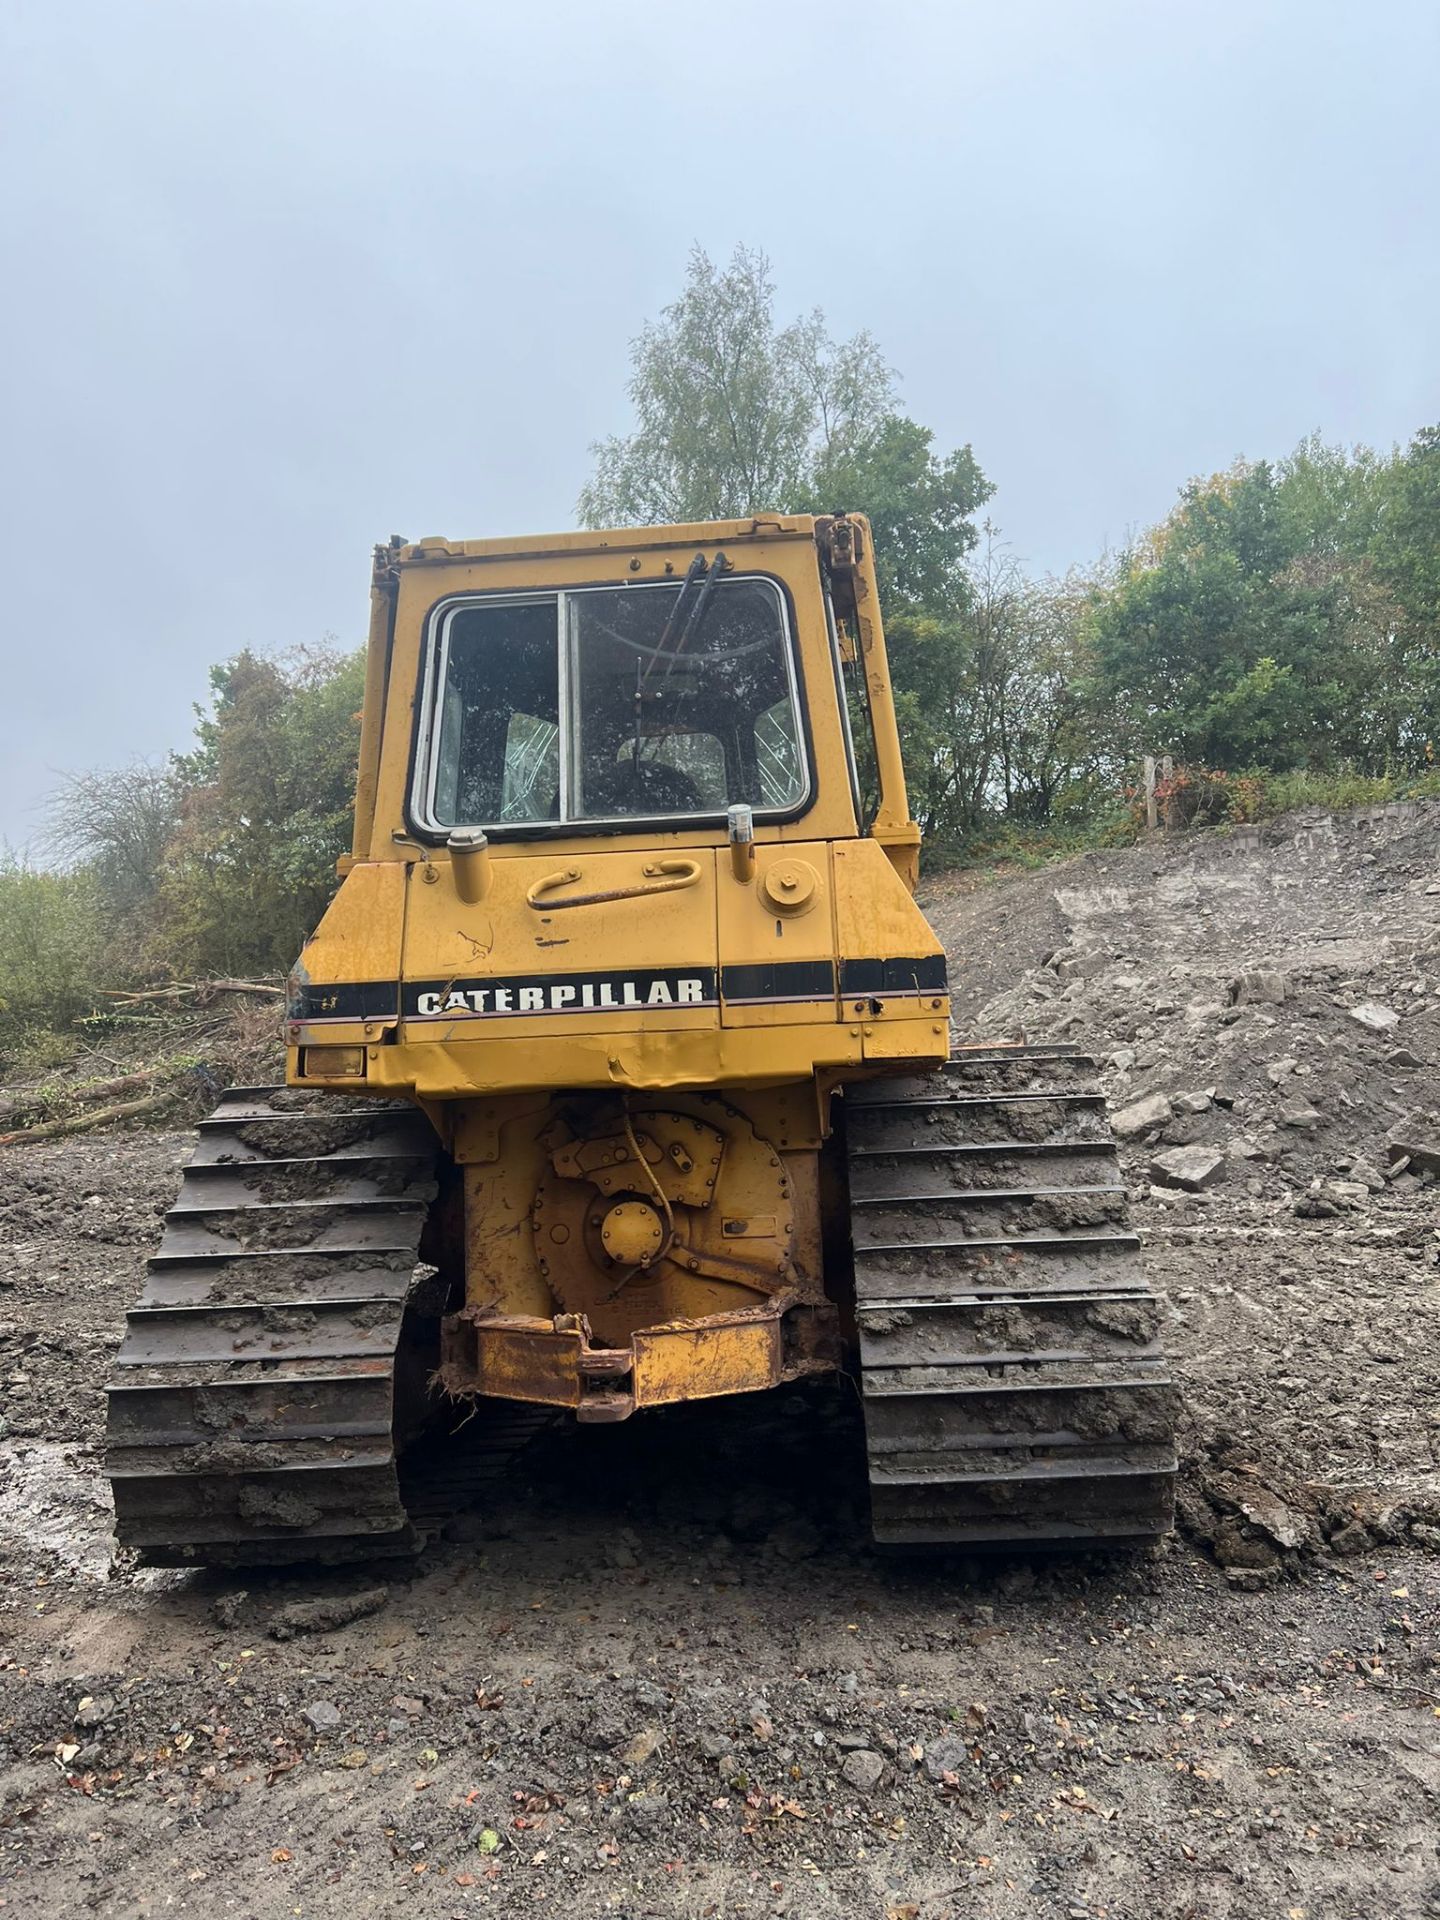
[[105, 514, 1176, 1564]]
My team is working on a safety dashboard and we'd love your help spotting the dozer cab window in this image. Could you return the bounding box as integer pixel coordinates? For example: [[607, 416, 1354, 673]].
[[430, 597, 560, 825], [417, 573, 809, 832]]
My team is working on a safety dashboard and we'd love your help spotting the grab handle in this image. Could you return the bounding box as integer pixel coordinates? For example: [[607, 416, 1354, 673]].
[[525, 857, 702, 912]]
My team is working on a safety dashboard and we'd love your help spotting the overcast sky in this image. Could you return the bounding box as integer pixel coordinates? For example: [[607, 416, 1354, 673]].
[[2, 0, 1436, 846]]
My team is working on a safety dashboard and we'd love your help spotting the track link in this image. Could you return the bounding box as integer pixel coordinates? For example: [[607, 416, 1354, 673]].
[[105, 1086, 525, 1567], [846, 1045, 1176, 1549]]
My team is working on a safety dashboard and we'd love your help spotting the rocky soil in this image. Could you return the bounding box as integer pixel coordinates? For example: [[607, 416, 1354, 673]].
[[2, 803, 1439, 1918]]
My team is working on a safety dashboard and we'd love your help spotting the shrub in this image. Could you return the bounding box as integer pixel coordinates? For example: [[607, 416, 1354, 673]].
[[156, 646, 365, 977], [0, 855, 107, 1063]]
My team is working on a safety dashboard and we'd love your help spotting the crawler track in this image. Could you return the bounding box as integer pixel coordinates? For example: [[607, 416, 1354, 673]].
[[105, 1087, 535, 1567], [846, 1045, 1176, 1549]]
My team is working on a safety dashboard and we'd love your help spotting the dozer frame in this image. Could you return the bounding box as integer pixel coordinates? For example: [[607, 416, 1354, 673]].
[[105, 513, 1175, 1563]]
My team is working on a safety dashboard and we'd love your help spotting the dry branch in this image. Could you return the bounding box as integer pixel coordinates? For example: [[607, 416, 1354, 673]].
[[0, 1087, 180, 1147], [100, 978, 282, 1006]]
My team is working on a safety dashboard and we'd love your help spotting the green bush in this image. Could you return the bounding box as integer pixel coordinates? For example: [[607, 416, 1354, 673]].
[[0, 856, 107, 1064]]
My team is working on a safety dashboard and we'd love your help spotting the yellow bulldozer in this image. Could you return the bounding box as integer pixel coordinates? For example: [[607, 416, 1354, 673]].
[[105, 513, 1175, 1563]]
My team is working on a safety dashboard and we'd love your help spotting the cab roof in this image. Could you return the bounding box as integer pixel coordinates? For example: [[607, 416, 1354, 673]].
[[387, 515, 824, 571]]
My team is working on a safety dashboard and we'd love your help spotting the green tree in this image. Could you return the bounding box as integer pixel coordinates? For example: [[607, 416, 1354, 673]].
[[1273, 432, 1389, 559], [1088, 452, 1433, 775], [879, 531, 1019, 840], [808, 414, 991, 608], [157, 645, 365, 976], [1003, 570, 1116, 823], [579, 245, 896, 528], [1373, 423, 1440, 636], [580, 245, 995, 847]]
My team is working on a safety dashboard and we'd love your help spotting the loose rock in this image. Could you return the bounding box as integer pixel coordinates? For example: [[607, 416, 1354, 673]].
[[1111, 1090, 1173, 1138], [210, 1589, 249, 1630], [839, 1748, 886, 1792], [1350, 1001, 1400, 1032], [270, 1585, 390, 1641], [922, 1733, 971, 1781], [1327, 1521, 1372, 1557], [1150, 1145, 1226, 1191], [1229, 969, 1288, 1004]]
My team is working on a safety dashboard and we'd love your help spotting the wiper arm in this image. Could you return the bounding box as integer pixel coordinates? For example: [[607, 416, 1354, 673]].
[[632, 553, 706, 801], [639, 550, 731, 691], [664, 548, 730, 676], [633, 549, 731, 788], [651, 551, 708, 661]]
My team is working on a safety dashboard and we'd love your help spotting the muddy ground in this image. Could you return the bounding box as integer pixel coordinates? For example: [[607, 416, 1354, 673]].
[[3, 805, 1439, 1918]]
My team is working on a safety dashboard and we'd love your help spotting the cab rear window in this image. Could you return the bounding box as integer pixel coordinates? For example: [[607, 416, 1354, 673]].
[[416, 571, 809, 832]]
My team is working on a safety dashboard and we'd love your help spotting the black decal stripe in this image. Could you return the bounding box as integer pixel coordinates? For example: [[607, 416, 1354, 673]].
[[288, 959, 945, 1022], [720, 961, 836, 1002], [404, 967, 719, 1017], [289, 981, 400, 1022], [840, 955, 948, 996]]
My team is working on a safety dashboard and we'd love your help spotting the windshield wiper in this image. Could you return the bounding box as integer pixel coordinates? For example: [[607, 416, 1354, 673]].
[[651, 551, 708, 660], [665, 547, 729, 672], [631, 551, 731, 796]]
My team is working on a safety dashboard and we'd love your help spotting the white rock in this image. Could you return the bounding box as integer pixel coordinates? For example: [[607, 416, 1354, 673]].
[[1350, 1002, 1400, 1033], [1150, 1145, 1226, 1191], [1111, 1091, 1173, 1138], [1147, 1183, 1189, 1204]]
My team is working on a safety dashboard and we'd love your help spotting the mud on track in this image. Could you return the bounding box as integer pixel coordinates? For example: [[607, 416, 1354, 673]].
[[3, 805, 1440, 1917]]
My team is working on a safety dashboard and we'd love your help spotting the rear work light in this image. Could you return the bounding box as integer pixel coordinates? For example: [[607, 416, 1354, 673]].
[[302, 1045, 367, 1079]]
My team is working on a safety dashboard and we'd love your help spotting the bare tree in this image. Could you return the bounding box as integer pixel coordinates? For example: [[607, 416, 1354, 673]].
[[43, 761, 182, 915]]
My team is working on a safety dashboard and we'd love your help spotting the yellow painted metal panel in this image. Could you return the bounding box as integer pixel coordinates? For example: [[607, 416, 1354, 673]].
[[460, 1319, 585, 1408], [833, 838, 947, 999], [445, 1308, 783, 1412], [365, 1023, 870, 1101], [862, 1015, 952, 1061], [632, 1315, 782, 1405], [293, 859, 407, 992], [399, 849, 718, 1043], [400, 515, 819, 565], [286, 861, 406, 1074], [716, 843, 840, 1030]]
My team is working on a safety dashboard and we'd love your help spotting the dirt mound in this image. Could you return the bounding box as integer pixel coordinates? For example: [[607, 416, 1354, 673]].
[[926, 801, 1440, 1582]]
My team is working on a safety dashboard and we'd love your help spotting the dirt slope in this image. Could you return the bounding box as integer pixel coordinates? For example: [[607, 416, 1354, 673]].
[[2, 804, 1439, 1919], [926, 799, 1440, 1563]]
